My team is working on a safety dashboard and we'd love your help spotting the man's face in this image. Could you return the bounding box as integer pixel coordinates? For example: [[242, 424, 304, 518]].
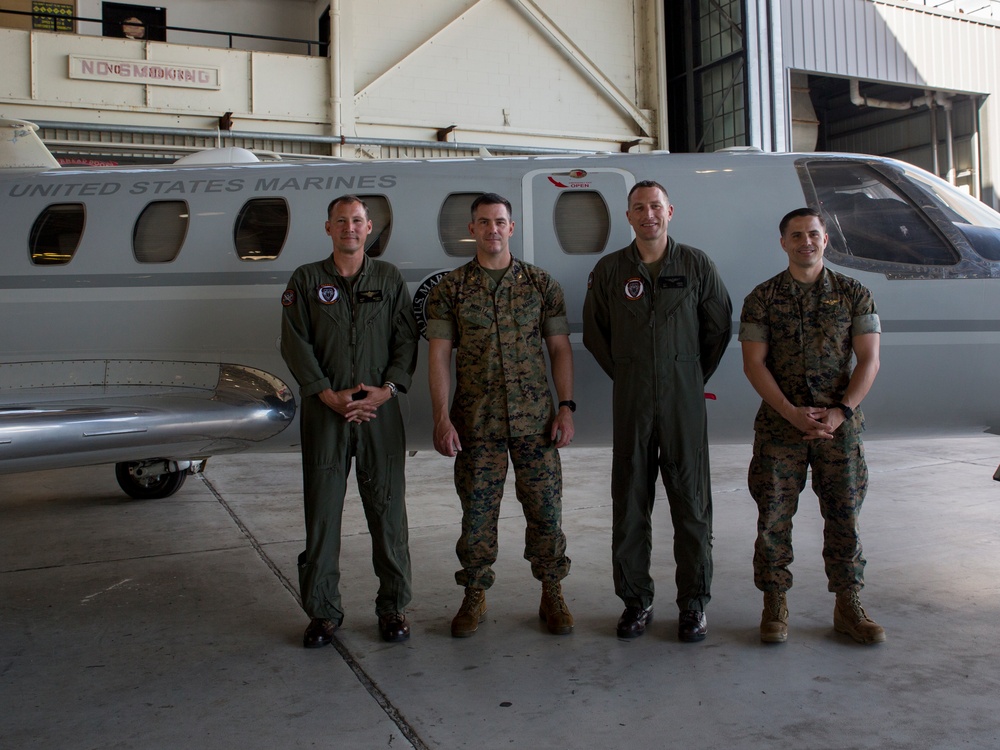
[[469, 202, 514, 260], [780, 215, 828, 271], [626, 186, 673, 242], [326, 200, 371, 255]]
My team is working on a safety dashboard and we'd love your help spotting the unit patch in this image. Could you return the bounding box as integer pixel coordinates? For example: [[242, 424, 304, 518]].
[[624, 277, 645, 301], [317, 284, 339, 304], [587, 271, 594, 290], [281, 289, 296, 307]]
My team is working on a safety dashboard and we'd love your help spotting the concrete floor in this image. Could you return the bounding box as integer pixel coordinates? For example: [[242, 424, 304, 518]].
[[2, 437, 999, 750]]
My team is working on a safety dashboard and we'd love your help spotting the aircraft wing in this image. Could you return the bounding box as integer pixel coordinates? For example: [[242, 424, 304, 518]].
[[0, 360, 295, 473]]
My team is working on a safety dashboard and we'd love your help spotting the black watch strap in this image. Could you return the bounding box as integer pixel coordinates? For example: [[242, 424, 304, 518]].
[[559, 400, 577, 413], [834, 403, 854, 420]]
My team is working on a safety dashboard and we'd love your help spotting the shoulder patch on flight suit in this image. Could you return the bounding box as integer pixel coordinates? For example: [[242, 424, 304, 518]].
[[281, 289, 296, 306], [624, 277, 645, 301], [587, 271, 594, 290], [358, 290, 384, 303], [317, 284, 339, 304]]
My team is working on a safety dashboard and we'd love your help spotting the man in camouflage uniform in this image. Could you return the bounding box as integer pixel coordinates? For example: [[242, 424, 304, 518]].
[[281, 195, 418, 648], [582, 180, 732, 643], [427, 192, 576, 638], [740, 207, 885, 645]]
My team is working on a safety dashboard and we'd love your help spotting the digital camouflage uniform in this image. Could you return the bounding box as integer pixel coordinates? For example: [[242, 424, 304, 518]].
[[426, 257, 571, 590], [582, 238, 732, 612], [280, 254, 418, 623], [739, 267, 880, 594]]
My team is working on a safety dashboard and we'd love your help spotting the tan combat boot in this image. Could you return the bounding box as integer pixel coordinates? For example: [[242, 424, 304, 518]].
[[834, 590, 886, 644], [539, 581, 574, 635], [760, 591, 789, 643], [451, 587, 487, 638]]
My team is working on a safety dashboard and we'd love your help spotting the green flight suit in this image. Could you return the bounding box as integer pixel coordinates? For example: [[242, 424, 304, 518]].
[[280, 254, 418, 622], [582, 238, 732, 611]]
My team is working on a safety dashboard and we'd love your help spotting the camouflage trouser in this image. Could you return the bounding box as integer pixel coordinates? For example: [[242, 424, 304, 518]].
[[453, 434, 571, 589], [749, 430, 868, 594]]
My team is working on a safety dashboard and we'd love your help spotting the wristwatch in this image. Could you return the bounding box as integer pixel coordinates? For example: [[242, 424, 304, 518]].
[[833, 402, 854, 420], [383, 382, 398, 398], [558, 400, 576, 413]]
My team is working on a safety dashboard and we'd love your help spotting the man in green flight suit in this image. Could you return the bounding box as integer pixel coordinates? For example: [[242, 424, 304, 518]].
[[583, 180, 732, 642], [280, 195, 418, 647], [427, 192, 576, 638]]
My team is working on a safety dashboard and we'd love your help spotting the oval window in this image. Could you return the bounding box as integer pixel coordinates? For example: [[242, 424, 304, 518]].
[[554, 191, 610, 254], [234, 198, 289, 261], [134, 201, 188, 263], [29, 203, 85, 266], [357, 195, 392, 257], [439, 192, 484, 257]]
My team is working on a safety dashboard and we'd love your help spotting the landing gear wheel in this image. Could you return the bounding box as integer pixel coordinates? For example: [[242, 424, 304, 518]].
[[115, 461, 188, 499]]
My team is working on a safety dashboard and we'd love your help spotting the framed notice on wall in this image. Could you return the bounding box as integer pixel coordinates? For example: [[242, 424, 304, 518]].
[[32, 1, 74, 31]]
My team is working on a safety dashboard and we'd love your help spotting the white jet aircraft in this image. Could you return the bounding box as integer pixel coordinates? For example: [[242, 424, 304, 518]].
[[2, 118, 998, 497]]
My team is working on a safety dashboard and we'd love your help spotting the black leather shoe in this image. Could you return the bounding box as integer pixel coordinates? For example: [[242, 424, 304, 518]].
[[616, 605, 653, 639], [303, 618, 337, 648], [678, 609, 707, 642], [378, 612, 411, 643]]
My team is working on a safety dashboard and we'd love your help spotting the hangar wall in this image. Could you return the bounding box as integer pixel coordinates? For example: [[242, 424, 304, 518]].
[[0, 0, 661, 159], [774, 0, 1000, 207]]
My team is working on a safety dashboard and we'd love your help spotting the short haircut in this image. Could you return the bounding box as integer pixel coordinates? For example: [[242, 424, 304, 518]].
[[327, 195, 369, 220], [628, 180, 670, 204], [779, 207, 826, 235], [470, 192, 513, 220]]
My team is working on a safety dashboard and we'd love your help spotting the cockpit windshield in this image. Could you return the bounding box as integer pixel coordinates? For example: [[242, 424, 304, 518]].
[[798, 157, 1000, 278], [900, 164, 1000, 230]]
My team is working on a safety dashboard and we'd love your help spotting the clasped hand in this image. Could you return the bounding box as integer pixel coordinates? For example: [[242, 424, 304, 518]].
[[319, 383, 391, 423], [788, 405, 846, 440]]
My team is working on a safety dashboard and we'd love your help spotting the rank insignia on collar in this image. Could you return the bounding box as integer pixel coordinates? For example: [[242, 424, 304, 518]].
[[317, 284, 339, 304], [281, 289, 296, 306], [624, 277, 645, 300], [357, 290, 384, 303]]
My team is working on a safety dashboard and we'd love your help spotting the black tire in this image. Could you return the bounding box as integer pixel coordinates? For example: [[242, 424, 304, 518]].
[[115, 461, 188, 500]]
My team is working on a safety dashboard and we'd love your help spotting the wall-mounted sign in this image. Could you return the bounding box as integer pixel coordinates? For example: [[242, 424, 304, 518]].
[[68, 55, 220, 89], [32, 1, 74, 32]]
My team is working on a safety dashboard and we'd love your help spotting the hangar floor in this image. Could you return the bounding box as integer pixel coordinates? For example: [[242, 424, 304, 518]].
[[2, 437, 999, 749]]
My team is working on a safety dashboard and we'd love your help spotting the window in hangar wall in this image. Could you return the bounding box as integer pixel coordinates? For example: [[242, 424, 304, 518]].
[[102, 2, 166, 41], [665, 0, 749, 153]]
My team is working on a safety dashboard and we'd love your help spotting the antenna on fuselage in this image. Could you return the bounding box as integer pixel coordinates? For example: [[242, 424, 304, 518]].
[[0, 118, 60, 170]]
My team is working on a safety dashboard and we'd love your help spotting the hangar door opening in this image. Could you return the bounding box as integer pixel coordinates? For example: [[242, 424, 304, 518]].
[[794, 73, 985, 201]]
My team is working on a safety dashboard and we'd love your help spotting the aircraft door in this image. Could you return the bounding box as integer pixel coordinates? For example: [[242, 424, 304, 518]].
[[522, 168, 634, 325]]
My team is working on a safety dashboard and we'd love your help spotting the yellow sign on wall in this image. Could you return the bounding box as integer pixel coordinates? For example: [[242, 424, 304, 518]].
[[32, 1, 73, 32]]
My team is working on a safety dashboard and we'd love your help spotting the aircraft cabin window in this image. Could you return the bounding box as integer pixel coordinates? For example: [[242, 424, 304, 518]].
[[554, 191, 610, 254], [357, 195, 392, 257], [440, 192, 484, 257], [29, 203, 85, 266], [234, 198, 289, 261], [803, 161, 959, 268], [134, 201, 189, 263]]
